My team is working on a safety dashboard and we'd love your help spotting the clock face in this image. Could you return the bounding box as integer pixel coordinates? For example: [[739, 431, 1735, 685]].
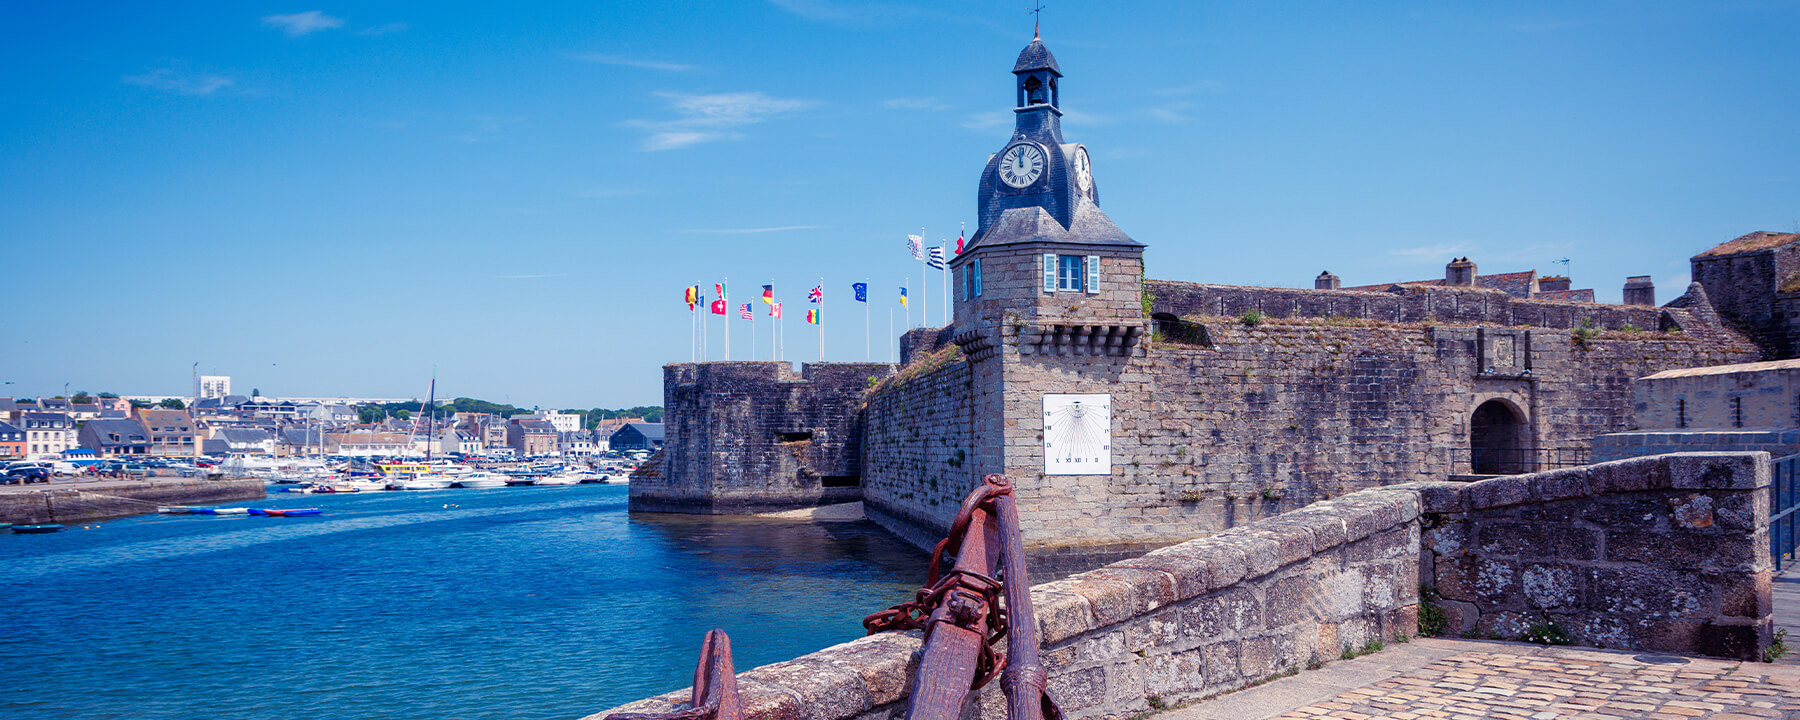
[[1072, 146, 1093, 194], [998, 143, 1046, 188], [1043, 393, 1112, 476]]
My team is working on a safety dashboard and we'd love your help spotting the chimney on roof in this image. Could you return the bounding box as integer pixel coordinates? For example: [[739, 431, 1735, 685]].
[[1623, 276, 1655, 306], [1446, 257, 1477, 287], [1538, 275, 1572, 292], [1315, 271, 1340, 290]]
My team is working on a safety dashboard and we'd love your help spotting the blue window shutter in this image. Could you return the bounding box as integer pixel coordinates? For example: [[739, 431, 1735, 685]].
[[1043, 254, 1057, 292], [973, 259, 983, 297], [1085, 255, 1101, 294]]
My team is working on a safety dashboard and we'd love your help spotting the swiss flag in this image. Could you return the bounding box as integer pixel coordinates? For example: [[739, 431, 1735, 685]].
[[710, 299, 727, 315]]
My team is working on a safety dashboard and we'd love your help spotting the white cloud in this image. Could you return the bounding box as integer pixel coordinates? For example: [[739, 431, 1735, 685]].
[[682, 225, 822, 234], [626, 91, 812, 151], [263, 11, 345, 36], [123, 68, 234, 95], [567, 53, 694, 72], [884, 97, 951, 111]]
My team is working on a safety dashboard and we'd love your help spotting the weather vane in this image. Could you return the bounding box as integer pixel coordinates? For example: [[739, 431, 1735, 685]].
[[1031, 1, 1045, 39]]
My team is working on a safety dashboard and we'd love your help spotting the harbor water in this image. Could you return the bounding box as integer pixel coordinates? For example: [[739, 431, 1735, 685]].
[[0, 484, 928, 720]]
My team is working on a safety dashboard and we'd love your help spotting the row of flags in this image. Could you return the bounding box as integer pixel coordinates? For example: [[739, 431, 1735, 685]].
[[685, 282, 905, 324], [906, 235, 951, 269]]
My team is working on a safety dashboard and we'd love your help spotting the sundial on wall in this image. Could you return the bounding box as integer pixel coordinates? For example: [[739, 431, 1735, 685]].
[[1043, 393, 1111, 475]]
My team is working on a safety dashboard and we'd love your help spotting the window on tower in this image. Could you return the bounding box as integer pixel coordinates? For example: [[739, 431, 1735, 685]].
[[1057, 255, 1084, 291], [1023, 75, 1046, 105]]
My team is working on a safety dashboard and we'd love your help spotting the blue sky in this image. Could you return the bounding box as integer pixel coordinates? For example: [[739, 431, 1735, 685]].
[[4, 1, 1797, 408]]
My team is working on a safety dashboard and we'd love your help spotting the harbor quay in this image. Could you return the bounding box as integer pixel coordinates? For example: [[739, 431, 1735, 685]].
[[0, 477, 265, 525]]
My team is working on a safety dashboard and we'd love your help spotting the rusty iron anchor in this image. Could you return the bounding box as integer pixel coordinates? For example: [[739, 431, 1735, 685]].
[[607, 629, 742, 720]]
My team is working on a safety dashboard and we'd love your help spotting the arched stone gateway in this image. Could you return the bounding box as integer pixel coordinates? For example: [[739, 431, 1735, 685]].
[[1470, 398, 1531, 474]]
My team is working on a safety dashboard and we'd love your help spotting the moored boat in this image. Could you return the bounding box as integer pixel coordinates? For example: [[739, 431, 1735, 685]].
[[455, 472, 507, 489], [11, 523, 65, 533]]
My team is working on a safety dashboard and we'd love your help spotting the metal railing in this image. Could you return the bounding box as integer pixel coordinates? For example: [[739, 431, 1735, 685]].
[[1774, 454, 1799, 572], [1456, 447, 1592, 476]]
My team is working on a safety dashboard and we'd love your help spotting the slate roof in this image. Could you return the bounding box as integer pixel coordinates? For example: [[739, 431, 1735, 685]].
[[85, 419, 151, 448], [968, 203, 1140, 252], [280, 428, 325, 446], [0, 420, 23, 440], [1697, 231, 1800, 258], [615, 422, 665, 441], [1013, 37, 1060, 75], [218, 428, 273, 444]]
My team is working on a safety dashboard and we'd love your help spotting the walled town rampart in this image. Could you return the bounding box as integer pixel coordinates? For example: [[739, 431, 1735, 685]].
[[591, 452, 1775, 720], [631, 361, 896, 514], [861, 281, 1757, 570]]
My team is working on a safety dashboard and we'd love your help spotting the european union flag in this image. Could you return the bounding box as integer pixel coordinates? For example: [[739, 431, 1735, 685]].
[[852, 282, 868, 302]]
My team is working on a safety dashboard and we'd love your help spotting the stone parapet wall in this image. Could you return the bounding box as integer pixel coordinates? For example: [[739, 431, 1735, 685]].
[[1417, 453, 1774, 660], [592, 484, 1424, 720]]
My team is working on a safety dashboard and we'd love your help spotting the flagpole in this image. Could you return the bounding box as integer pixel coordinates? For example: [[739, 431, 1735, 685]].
[[904, 276, 911, 333], [864, 277, 870, 361], [723, 278, 730, 361], [940, 241, 949, 327], [817, 276, 825, 362], [919, 227, 928, 329], [770, 279, 776, 363], [750, 300, 757, 361]]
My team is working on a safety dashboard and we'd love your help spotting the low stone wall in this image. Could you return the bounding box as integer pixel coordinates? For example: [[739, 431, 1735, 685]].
[[590, 485, 1423, 720], [0, 479, 266, 524], [590, 452, 1776, 719], [1418, 453, 1773, 660]]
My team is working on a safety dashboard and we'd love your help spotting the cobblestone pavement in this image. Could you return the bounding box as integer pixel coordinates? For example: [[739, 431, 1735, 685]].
[[1166, 638, 1800, 720]]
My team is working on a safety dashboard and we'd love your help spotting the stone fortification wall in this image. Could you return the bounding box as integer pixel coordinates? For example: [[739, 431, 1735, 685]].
[[866, 310, 1753, 568], [1690, 242, 1800, 359], [0, 479, 266, 524], [859, 346, 979, 552], [1418, 453, 1774, 660], [592, 453, 1776, 720], [631, 361, 895, 514]]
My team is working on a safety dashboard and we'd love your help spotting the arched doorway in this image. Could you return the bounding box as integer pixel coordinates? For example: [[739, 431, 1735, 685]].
[[1470, 399, 1529, 475]]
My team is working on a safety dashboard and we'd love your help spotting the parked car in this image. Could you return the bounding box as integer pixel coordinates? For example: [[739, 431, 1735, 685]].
[[2, 466, 51, 484]]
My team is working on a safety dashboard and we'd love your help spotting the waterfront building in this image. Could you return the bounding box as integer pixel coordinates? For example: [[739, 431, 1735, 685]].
[[609, 422, 664, 452], [326, 431, 413, 457], [0, 421, 25, 458], [133, 408, 200, 457], [18, 412, 76, 458], [78, 419, 153, 457], [278, 427, 328, 456], [507, 418, 558, 456], [205, 428, 277, 455]]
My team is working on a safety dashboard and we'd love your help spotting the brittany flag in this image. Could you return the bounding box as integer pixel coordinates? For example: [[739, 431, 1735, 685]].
[[806, 309, 820, 324], [761, 285, 774, 304], [739, 303, 753, 320]]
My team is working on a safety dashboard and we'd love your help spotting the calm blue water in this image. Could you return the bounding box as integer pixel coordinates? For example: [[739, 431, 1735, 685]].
[[0, 485, 928, 720]]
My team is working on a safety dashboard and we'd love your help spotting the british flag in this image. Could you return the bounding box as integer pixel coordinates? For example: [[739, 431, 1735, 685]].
[[808, 285, 822, 303]]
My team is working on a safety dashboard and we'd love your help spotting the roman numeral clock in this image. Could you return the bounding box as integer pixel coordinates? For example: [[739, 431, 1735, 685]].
[[1043, 393, 1112, 475]]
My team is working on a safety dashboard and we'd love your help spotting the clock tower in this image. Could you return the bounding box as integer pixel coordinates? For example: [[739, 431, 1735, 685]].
[[950, 34, 1146, 361]]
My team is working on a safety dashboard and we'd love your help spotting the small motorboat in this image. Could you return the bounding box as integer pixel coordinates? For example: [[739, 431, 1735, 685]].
[[533, 475, 581, 486], [455, 472, 507, 489], [11, 524, 65, 533]]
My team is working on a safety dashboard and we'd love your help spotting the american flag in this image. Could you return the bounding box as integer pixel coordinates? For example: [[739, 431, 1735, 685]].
[[907, 234, 923, 261], [739, 303, 753, 319], [808, 285, 822, 303], [927, 246, 945, 270]]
